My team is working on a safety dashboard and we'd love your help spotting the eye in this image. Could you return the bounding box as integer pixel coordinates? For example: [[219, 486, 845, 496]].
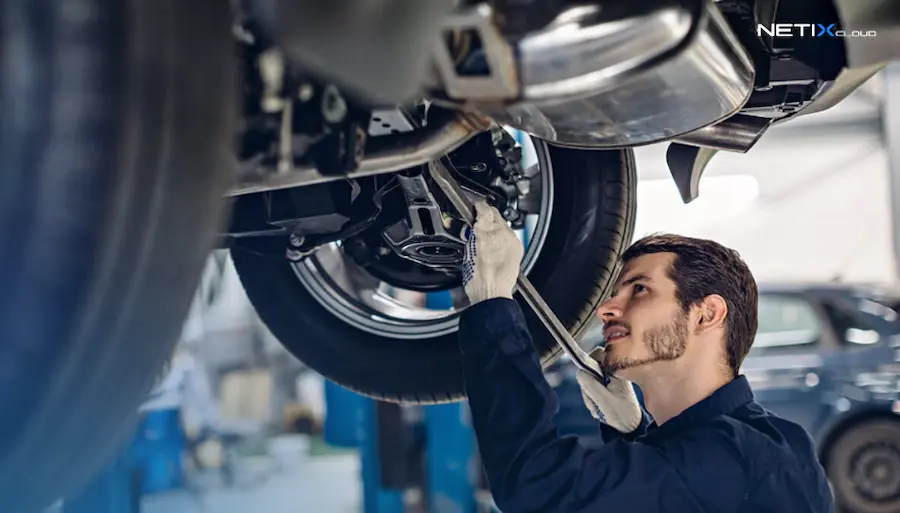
[[633, 283, 648, 295]]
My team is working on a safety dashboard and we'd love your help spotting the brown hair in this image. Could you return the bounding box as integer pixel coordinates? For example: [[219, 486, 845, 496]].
[[621, 234, 758, 376]]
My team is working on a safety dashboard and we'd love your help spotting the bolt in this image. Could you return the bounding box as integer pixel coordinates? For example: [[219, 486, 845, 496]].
[[321, 85, 347, 124], [354, 127, 366, 163], [515, 178, 531, 196], [259, 49, 287, 113], [297, 83, 315, 102], [286, 248, 305, 262], [286, 236, 318, 262]]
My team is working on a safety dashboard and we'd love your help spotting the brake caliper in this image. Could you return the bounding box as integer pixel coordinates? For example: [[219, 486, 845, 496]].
[[447, 125, 538, 229]]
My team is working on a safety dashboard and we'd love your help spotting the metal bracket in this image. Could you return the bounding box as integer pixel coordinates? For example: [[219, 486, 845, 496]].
[[666, 143, 720, 204], [382, 173, 466, 269], [431, 3, 521, 101], [673, 113, 774, 153]]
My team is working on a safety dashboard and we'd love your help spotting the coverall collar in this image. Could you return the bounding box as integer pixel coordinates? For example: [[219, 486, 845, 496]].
[[644, 375, 754, 435]]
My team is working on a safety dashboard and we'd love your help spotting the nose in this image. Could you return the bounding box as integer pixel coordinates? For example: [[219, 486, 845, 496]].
[[596, 296, 624, 321]]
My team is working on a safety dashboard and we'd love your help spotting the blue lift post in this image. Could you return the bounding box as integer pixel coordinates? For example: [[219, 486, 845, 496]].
[[324, 379, 407, 513], [360, 398, 407, 513], [424, 290, 478, 513]]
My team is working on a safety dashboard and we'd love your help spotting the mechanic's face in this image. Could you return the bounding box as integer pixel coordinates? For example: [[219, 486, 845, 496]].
[[595, 253, 689, 381]]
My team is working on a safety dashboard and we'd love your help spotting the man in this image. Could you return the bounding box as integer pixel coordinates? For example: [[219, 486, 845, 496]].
[[458, 201, 833, 513]]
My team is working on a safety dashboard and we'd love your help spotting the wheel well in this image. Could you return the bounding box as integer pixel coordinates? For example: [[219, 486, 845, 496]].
[[818, 410, 900, 468]]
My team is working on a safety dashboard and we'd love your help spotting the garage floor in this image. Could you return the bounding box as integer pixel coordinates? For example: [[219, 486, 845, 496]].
[[142, 452, 361, 513]]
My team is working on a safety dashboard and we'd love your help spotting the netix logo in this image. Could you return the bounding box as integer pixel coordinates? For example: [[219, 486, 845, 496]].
[[757, 23, 877, 38]]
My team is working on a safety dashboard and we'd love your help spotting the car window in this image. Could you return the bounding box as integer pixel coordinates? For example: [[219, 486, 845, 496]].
[[753, 295, 822, 349], [849, 294, 900, 334], [821, 299, 886, 345], [855, 297, 898, 323]]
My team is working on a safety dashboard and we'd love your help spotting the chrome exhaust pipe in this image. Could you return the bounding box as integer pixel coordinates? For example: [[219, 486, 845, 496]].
[[228, 110, 493, 197]]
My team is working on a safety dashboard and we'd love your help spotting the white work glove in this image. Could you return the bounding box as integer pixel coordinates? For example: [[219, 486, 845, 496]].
[[575, 348, 644, 433], [461, 201, 524, 304]]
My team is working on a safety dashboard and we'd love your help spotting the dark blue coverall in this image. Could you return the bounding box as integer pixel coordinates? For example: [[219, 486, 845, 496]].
[[458, 298, 835, 513]]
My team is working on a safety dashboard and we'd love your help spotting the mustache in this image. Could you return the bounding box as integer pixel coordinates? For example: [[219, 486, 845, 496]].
[[603, 320, 631, 332]]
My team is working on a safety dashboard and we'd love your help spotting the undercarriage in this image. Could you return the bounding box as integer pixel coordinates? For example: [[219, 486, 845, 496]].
[[227, 119, 540, 286], [225, 0, 890, 256]]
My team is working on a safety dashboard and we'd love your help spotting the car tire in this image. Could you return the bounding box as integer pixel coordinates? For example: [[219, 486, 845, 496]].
[[827, 419, 900, 513], [232, 146, 636, 403], [0, 1, 236, 511]]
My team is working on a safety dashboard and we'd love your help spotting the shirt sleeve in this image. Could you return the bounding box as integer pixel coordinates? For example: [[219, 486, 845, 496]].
[[597, 411, 652, 444], [458, 298, 707, 513]]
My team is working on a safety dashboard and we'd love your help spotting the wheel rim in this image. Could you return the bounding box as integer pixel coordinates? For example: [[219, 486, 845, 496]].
[[850, 441, 900, 503], [292, 135, 554, 339]]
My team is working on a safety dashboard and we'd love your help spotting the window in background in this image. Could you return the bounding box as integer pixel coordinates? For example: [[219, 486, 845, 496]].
[[753, 294, 822, 349], [821, 299, 883, 346]]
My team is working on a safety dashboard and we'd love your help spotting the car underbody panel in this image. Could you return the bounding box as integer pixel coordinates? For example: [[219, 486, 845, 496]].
[[430, 0, 757, 148], [228, 0, 891, 209]]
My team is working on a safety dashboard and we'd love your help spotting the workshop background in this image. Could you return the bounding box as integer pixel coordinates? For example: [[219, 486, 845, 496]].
[[62, 64, 900, 513]]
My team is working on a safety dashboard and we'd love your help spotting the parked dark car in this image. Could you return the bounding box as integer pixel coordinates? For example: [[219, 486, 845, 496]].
[[549, 283, 900, 513]]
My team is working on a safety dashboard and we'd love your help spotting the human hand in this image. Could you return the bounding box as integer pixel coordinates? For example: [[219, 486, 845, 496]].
[[461, 201, 524, 304], [576, 348, 643, 433]]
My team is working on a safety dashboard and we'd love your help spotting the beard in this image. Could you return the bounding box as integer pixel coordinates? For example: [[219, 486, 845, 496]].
[[600, 311, 689, 375]]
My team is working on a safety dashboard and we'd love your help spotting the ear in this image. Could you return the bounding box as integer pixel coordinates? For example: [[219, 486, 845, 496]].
[[694, 294, 728, 334]]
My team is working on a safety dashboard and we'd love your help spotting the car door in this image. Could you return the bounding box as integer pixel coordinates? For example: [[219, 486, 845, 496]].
[[818, 292, 900, 376], [741, 292, 836, 432], [814, 293, 900, 418]]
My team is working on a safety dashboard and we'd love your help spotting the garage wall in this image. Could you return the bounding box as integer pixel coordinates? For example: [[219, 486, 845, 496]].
[[629, 91, 892, 285]]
